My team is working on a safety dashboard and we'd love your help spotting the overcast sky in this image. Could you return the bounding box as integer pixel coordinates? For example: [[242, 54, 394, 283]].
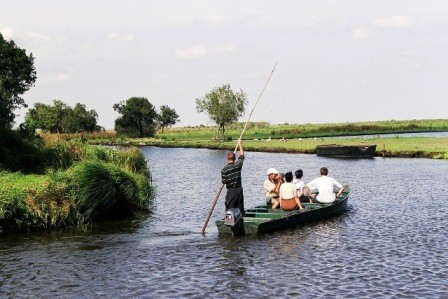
[[2, 1, 447, 129]]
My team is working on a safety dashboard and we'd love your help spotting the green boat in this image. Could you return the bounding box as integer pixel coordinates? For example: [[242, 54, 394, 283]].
[[216, 185, 350, 236]]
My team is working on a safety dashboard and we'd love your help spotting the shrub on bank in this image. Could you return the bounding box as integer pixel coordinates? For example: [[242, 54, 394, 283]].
[[0, 142, 155, 235], [69, 161, 152, 222]]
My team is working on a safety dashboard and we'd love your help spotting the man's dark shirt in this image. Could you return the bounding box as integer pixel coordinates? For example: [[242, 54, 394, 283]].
[[221, 155, 244, 189]]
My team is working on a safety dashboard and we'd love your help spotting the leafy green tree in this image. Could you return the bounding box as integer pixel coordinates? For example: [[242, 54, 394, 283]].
[[25, 100, 100, 133], [113, 97, 158, 137], [0, 33, 37, 132], [195, 84, 247, 139], [158, 105, 179, 133], [65, 103, 99, 133], [25, 100, 69, 133]]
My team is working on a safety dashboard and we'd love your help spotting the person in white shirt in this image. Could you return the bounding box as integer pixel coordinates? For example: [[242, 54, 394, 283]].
[[293, 169, 310, 203], [305, 167, 345, 204]]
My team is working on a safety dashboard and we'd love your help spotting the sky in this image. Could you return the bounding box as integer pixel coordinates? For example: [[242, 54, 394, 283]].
[[1, 1, 448, 129]]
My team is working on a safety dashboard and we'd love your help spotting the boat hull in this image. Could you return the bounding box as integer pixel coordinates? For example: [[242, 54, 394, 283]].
[[216, 186, 350, 236], [316, 144, 376, 158]]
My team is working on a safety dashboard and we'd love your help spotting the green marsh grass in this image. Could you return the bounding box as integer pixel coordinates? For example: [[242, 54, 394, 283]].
[[155, 119, 448, 141], [1, 140, 154, 235], [70, 161, 152, 222]]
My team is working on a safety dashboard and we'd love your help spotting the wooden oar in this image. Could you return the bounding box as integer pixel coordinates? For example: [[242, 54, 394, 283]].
[[201, 62, 278, 236]]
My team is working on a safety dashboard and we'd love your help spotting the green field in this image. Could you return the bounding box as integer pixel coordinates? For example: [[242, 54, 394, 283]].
[[84, 119, 448, 159], [103, 136, 447, 159], [156, 119, 448, 141]]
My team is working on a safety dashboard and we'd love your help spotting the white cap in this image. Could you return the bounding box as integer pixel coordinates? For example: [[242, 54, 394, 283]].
[[267, 168, 279, 175]]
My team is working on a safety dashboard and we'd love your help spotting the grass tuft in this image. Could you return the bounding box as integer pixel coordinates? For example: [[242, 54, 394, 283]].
[[70, 161, 151, 222]]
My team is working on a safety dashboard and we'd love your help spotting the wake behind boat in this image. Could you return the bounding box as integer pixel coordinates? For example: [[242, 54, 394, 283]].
[[216, 185, 350, 236]]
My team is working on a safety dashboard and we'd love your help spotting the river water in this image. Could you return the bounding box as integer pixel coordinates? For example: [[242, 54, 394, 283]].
[[1, 147, 447, 298]]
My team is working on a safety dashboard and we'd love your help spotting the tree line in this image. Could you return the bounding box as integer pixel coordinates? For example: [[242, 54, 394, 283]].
[[24, 98, 180, 137], [1, 32, 247, 140]]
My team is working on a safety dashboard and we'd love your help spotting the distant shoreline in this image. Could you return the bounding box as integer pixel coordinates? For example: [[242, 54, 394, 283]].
[[43, 119, 448, 160], [92, 136, 448, 160]]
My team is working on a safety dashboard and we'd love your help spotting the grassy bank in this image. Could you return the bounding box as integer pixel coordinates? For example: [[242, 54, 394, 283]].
[[73, 119, 448, 160], [40, 119, 448, 144], [157, 119, 448, 140], [96, 136, 448, 159], [0, 140, 155, 235]]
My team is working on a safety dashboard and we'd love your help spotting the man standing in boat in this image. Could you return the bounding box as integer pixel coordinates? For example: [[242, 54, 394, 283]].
[[221, 140, 245, 215]]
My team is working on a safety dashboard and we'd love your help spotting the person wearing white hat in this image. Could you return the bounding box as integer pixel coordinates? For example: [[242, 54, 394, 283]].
[[263, 167, 282, 209]]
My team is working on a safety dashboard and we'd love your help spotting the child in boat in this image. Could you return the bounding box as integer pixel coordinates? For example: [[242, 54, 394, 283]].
[[293, 169, 310, 203], [279, 171, 304, 211]]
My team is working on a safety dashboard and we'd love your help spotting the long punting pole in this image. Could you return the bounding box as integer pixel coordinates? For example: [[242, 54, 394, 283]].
[[201, 62, 278, 236]]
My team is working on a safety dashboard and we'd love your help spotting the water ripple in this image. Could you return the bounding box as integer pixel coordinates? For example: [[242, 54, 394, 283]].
[[1, 148, 447, 297]]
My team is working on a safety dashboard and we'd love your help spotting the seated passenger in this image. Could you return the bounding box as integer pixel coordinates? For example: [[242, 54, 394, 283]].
[[305, 167, 345, 204], [293, 169, 310, 203], [279, 171, 304, 211], [264, 168, 281, 209]]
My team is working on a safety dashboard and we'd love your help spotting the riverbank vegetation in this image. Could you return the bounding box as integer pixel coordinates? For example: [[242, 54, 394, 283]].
[[72, 119, 448, 159], [0, 33, 158, 236], [156, 119, 448, 141], [0, 133, 155, 235], [104, 136, 447, 159]]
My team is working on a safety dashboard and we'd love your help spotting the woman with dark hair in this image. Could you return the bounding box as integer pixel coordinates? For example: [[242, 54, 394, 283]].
[[279, 171, 304, 211]]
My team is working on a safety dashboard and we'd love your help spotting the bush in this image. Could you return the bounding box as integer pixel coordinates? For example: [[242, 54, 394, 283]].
[[69, 161, 152, 222], [0, 138, 155, 234], [23, 181, 75, 229], [0, 188, 30, 234]]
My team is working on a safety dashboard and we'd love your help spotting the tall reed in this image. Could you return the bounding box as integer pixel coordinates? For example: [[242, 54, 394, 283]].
[[69, 161, 152, 222]]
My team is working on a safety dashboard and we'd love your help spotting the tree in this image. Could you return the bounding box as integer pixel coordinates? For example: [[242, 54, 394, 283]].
[[25, 100, 100, 133], [195, 84, 247, 139], [158, 105, 179, 133], [0, 33, 37, 132], [113, 97, 158, 137], [25, 100, 68, 133], [65, 103, 99, 133]]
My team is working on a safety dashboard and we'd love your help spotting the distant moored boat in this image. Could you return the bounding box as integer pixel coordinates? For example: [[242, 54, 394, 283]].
[[316, 144, 377, 158]]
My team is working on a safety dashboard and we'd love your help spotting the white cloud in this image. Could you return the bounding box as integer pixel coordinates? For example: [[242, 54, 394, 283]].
[[150, 74, 171, 85], [81, 42, 95, 50], [407, 62, 420, 69], [373, 15, 412, 28], [39, 74, 70, 84], [198, 15, 230, 25], [1, 27, 52, 43], [352, 28, 371, 40], [175, 45, 206, 59], [107, 32, 134, 42], [213, 43, 237, 54], [0, 27, 15, 40], [23, 31, 51, 42]]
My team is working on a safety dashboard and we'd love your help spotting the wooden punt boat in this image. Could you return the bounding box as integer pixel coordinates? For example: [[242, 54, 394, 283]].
[[316, 144, 376, 158], [216, 186, 350, 236]]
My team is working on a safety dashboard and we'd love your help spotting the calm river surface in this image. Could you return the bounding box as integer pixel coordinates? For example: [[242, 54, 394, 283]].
[[1, 147, 447, 298]]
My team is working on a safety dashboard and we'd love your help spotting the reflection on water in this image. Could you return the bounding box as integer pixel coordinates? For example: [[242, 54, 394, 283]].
[[1, 147, 447, 297]]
